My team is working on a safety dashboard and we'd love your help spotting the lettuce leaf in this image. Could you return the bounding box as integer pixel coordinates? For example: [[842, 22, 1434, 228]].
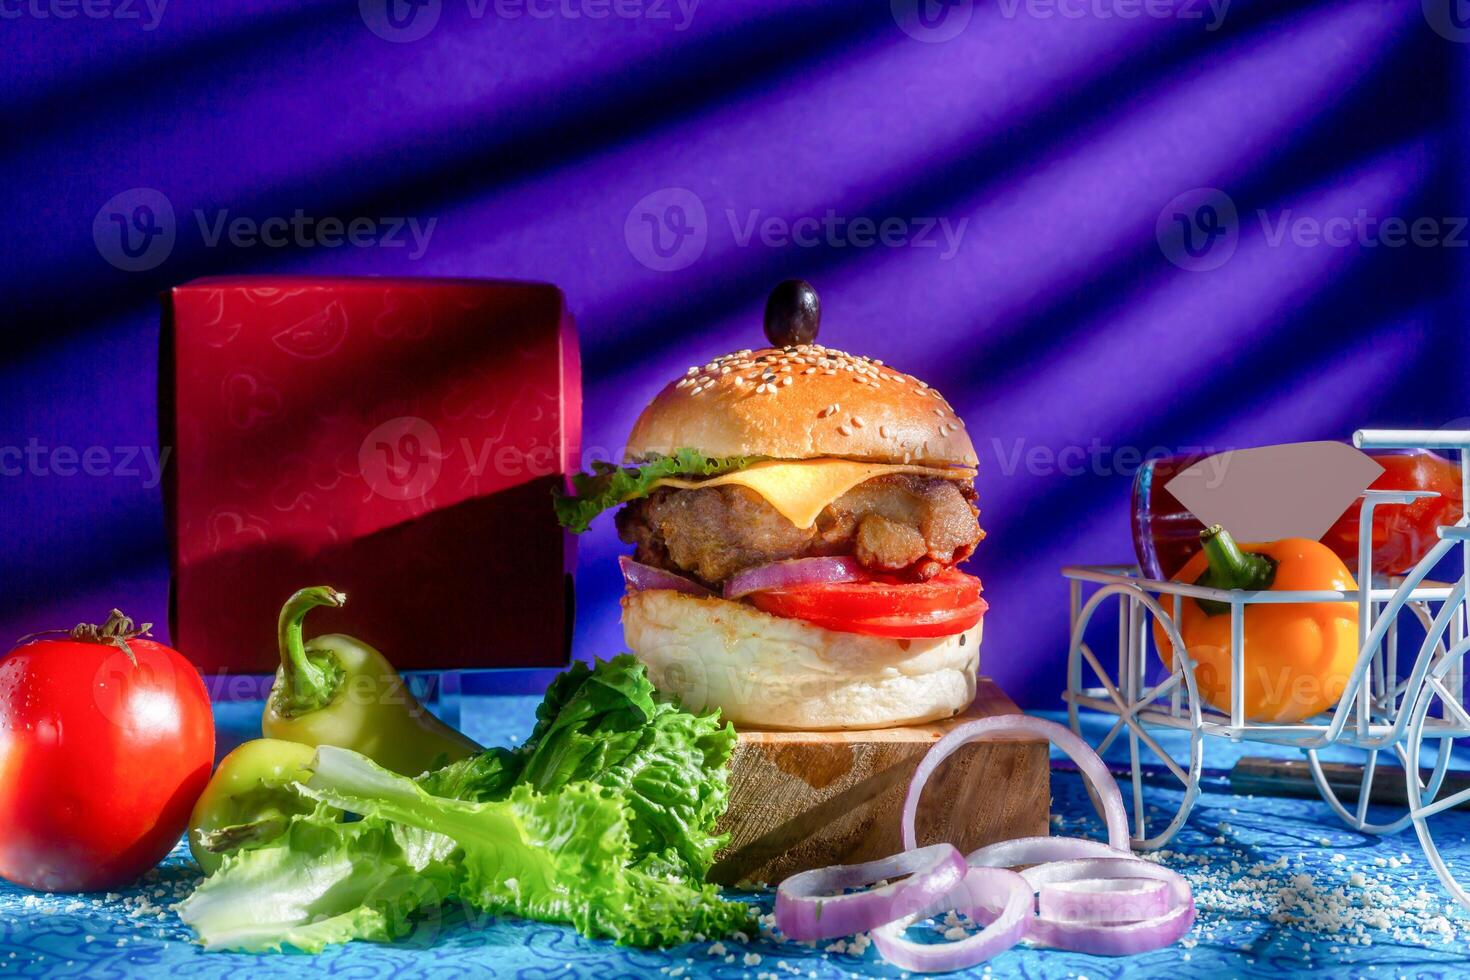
[[179, 657, 745, 952], [306, 747, 748, 947], [552, 448, 761, 533], [176, 803, 458, 953], [422, 655, 736, 881]]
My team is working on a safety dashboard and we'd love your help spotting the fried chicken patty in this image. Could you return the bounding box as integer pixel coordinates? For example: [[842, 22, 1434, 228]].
[[616, 473, 983, 585]]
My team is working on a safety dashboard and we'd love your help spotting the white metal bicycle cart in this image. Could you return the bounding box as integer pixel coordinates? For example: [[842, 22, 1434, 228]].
[[1063, 429, 1470, 905]]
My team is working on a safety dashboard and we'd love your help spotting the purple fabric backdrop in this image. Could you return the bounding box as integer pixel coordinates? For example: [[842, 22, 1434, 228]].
[[1, 0, 1465, 706]]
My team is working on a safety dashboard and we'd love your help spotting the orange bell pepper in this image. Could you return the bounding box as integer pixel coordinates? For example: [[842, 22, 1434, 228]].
[[1154, 525, 1359, 723]]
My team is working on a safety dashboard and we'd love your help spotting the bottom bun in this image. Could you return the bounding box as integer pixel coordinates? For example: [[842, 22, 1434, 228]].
[[620, 589, 981, 731]]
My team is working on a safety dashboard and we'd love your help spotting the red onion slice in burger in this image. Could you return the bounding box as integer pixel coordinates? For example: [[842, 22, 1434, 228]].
[[723, 556, 867, 599], [617, 555, 713, 597]]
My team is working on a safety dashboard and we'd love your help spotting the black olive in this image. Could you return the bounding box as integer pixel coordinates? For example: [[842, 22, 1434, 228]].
[[763, 280, 820, 348]]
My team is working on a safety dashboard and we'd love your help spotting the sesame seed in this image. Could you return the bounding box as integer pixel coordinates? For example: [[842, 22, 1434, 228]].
[[685, 367, 698, 376], [851, 416, 865, 428], [690, 386, 703, 395], [755, 383, 771, 394], [933, 408, 944, 417], [837, 424, 853, 436], [781, 376, 793, 386], [803, 367, 817, 375], [824, 370, 837, 376], [733, 376, 746, 386], [879, 424, 890, 438]]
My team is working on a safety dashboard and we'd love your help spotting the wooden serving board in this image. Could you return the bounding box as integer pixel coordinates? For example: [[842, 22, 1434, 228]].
[[711, 678, 1049, 887]]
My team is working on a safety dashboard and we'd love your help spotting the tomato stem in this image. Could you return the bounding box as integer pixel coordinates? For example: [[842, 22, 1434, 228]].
[[276, 587, 346, 712], [16, 609, 153, 664]]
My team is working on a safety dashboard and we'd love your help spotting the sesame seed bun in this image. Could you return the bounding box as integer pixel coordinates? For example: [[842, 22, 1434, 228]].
[[622, 589, 980, 730], [624, 345, 978, 468]]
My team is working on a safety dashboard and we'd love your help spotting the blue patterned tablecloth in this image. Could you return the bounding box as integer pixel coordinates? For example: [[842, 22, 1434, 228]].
[[6, 698, 1470, 979]]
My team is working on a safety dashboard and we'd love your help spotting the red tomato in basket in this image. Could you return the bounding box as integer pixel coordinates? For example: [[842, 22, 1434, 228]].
[[0, 617, 214, 892], [1320, 449, 1464, 576]]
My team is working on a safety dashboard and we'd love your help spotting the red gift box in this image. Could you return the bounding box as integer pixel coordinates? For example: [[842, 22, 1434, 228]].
[[160, 276, 579, 675]]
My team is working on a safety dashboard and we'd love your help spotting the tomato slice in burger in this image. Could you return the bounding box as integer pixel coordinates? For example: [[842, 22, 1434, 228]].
[[748, 568, 987, 638]]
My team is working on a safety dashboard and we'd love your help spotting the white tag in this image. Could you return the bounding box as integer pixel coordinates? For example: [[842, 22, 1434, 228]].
[[1165, 441, 1383, 543]]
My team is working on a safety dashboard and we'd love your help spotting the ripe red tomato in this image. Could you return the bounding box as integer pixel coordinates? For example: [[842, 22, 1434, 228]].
[[1320, 449, 1465, 575], [749, 568, 988, 638], [0, 616, 214, 892]]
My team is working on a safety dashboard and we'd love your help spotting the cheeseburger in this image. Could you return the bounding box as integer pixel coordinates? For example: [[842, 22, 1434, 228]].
[[556, 281, 986, 730]]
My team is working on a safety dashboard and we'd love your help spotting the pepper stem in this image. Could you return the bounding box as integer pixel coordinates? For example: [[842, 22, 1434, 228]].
[[277, 587, 347, 710], [1195, 525, 1276, 614]]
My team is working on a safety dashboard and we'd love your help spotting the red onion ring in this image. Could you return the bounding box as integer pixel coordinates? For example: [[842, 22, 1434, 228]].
[[966, 835, 1127, 867], [774, 844, 967, 943], [901, 715, 1131, 852], [1037, 874, 1169, 924], [1022, 858, 1196, 955], [618, 555, 712, 597], [770, 715, 1196, 968], [723, 556, 867, 600], [871, 866, 1031, 973]]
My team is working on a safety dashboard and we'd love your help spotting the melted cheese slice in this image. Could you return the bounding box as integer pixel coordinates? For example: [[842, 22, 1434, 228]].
[[652, 459, 976, 529]]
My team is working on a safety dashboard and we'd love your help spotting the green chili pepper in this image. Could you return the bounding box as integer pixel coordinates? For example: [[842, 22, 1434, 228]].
[[261, 587, 480, 777], [187, 738, 319, 875]]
